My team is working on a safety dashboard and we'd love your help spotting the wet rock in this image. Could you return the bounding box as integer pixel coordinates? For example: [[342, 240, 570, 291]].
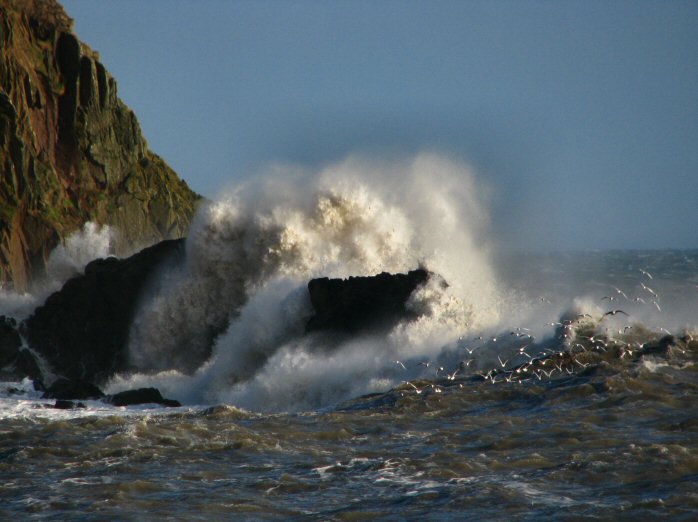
[[305, 269, 430, 334], [24, 239, 187, 384], [14, 348, 44, 389], [42, 378, 105, 400], [53, 400, 86, 409], [106, 387, 181, 408]]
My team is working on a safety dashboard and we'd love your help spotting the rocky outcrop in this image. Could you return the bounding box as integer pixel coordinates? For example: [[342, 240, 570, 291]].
[[24, 238, 187, 384], [0, 0, 200, 292], [106, 387, 181, 408], [306, 269, 430, 334], [11, 229, 429, 388]]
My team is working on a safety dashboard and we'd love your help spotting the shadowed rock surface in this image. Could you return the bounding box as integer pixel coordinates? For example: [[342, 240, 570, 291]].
[[0, 315, 22, 369], [0, 0, 200, 292], [42, 377, 104, 400], [106, 387, 181, 408], [24, 238, 187, 384], [306, 269, 430, 334]]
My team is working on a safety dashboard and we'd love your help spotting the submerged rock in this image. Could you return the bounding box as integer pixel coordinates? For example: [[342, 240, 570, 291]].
[[106, 387, 181, 408], [306, 269, 429, 334]]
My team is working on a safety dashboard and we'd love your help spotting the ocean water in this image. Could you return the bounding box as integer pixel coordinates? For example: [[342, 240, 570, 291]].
[[1, 155, 697, 520]]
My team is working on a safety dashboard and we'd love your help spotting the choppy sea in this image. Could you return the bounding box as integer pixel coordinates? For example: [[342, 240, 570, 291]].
[[2, 248, 697, 521]]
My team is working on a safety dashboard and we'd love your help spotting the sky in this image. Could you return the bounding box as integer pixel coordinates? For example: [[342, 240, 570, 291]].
[[60, 0, 698, 251]]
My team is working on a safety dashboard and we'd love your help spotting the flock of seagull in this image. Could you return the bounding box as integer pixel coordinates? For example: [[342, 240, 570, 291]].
[[394, 268, 696, 395]]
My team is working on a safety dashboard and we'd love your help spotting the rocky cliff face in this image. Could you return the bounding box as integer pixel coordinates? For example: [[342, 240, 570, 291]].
[[0, 0, 200, 292]]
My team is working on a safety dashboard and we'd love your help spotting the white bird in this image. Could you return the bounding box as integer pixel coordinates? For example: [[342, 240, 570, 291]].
[[602, 309, 629, 318], [640, 282, 659, 300], [405, 382, 423, 394], [446, 369, 460, 381], [497, 355, 509, 368], [459, 359, 474, 369], [613, 287, 629, 300], [639, 269, 654, 279]]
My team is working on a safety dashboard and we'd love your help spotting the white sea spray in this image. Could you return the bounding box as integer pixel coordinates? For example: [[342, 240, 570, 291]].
[[0, 222, 113, 319], [119, 153, 505, 410]]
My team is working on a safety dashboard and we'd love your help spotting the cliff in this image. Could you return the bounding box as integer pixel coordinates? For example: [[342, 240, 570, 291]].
[[0, 0, 200, 292]]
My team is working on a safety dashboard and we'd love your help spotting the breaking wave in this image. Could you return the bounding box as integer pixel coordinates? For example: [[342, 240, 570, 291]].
[[117, 153, 506, 411]]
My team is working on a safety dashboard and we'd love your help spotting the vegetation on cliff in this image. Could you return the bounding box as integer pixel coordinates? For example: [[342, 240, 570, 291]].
[[0, 0, 200, 291]]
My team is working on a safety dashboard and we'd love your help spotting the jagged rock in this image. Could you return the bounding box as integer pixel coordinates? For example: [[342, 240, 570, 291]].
[[305, 269, 430, 334], [24, 239, 187, 384], [106, 387, 181, 408], [41, 378, 104, 400], [0, 0, 200, 292]]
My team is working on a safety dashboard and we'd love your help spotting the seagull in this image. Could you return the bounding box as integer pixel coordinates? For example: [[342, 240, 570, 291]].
[[651, 300, 661, 312], [640, 282, 659, 300], [613, 287, 629, 300], [394, 360, 407, 370], [602, 309, 629, 318], [497, 355, 509, 368], [639, 269, 653, 280], [405, 382, 424, 394], [459, 359, 474, 369]]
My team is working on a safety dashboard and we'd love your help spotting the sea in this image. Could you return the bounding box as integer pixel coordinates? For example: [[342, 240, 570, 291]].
[[1, 155, 697, 520]]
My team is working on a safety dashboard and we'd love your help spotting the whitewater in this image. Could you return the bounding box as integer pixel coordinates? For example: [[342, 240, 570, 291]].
[[2, 153, 697, 520]]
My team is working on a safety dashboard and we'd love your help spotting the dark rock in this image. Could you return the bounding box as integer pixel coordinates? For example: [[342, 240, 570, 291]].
[[14, 348, 43, 387], [42, 378, 105, 400], [53, 400, 86, 409], [24, 239, 186, 383], [305, 269, 430, 334], [106, 387, 181, 408], [0, 316, 22, 368]]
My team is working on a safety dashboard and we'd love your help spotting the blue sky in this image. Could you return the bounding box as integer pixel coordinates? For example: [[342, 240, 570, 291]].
[[61, 0, 698, 251]]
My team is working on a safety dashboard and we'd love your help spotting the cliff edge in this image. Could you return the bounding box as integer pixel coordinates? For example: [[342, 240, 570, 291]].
[[0, 0, 200, 291]]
